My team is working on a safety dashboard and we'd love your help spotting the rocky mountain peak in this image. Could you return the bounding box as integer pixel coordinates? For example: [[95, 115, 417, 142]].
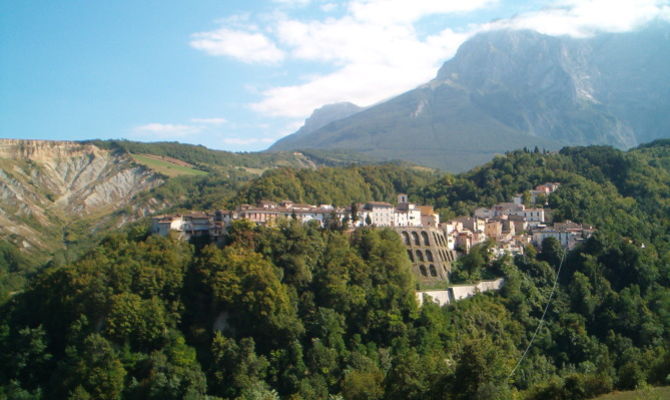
[[436, 29, 577, 96], [267, 23, 670, 171]]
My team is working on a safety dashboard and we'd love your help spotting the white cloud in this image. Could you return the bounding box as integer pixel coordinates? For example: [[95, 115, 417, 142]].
[[486, 0, 670, 37], [252, 12, 471, 117], [191, 117, 227, 125], [190, 28, 285, 63], [193, 0, 670, 121], [321, 3, 338, 12], [133, 123, 202, 139]]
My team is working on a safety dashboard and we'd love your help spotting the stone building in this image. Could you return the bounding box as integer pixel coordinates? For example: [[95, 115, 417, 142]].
[[396, 227, 456, 282]]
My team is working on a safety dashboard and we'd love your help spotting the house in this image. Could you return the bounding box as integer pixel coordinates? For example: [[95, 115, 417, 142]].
[[363, 201, 395, 226], [455, 230, 474, 253], [507, 214, 528, 233], [419, 205, 439, 228], [453, 216, 485, 233], [492, 202, 525, 217], [395, 194, 422, 227], [520, 208, 546, 226], [532, 220, 595, 249], [152, 213, 218, 241], [484, 220, 502, 241], [152, 215, 184, 236], [530, 182, 561, 204]]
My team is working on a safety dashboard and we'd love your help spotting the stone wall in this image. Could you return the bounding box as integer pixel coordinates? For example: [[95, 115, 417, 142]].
[[416, 278, 505, 306], [396, 227, 456, 282]]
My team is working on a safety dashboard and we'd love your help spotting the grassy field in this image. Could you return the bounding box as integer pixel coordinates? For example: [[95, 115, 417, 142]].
[[594, 386, 670, 400], [131, 154, 208, 177]]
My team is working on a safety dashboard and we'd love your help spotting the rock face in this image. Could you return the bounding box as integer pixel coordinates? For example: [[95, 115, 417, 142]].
[[0, 139, 163, 251], [269, 22, 670, 171]]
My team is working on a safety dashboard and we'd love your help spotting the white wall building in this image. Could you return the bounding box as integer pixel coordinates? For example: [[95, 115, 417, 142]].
[[395, 203, 422, 227], [363, 201, 395, 226]]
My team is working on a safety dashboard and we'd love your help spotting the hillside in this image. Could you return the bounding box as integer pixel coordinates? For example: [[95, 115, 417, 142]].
[[0, 138, 398, 286], [86, 139, 372, 172], [1, 141, 670, 399], [0, 140, 164, 255], [270, 22, 670, 171]]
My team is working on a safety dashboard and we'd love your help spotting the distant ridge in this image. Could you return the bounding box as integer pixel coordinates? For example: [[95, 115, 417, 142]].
[[272, 102, 363, 150]]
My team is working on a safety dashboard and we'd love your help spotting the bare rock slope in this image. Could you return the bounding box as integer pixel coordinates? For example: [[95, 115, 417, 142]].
[[0, 139, 163, 252]]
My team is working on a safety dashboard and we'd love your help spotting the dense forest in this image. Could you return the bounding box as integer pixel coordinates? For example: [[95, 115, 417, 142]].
[[1, 140, 670, 399]]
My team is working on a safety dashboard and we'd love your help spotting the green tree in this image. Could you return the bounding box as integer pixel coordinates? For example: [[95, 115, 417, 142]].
[[57, 334, 126, 400]]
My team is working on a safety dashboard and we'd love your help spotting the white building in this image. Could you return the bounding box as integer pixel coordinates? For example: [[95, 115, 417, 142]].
[[152, 215, 184, 236], [519, 208, 545, 227], [395, 194, 422, 227], [532, 220, 595, 249], [363, 201, 395, 226]]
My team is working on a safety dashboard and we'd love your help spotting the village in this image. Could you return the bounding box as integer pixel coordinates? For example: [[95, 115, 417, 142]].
[[152, 182, 594, 263], [151, 184, 594, 306]]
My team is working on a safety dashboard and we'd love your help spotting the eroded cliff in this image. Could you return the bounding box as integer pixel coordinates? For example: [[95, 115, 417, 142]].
[[0, 139, 164, 252]]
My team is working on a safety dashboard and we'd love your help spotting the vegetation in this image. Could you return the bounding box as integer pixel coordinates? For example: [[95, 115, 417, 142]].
[[130, 154, 208, 177], [0, 240, 37, 304], [85, 140, 370, 172], [593, 386, 670, 400], [233, 164, 437, 207], [0, 140, 669, 398]]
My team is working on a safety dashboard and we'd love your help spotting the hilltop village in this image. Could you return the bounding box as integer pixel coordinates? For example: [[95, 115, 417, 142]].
[[153, 182, 595, 285]]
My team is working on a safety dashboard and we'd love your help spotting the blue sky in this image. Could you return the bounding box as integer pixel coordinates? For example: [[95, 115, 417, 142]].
[[1, 0, 668, 152]]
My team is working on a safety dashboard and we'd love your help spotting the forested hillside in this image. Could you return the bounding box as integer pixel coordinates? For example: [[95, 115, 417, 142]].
[[0, 139, 383, 279], [231, 164, 436, 207], [86, 140, 372, 171], [1, 141, 670, 399]]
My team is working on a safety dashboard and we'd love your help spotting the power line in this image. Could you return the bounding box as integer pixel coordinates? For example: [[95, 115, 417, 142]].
[[508, 249, 567, 381]]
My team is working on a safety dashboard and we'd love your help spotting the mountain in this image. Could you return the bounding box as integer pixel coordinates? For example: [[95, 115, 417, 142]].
[[269, 22, 670, 171], [273, 102, 363, 150]]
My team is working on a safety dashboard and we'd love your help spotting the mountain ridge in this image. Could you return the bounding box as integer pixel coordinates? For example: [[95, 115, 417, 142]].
[[269, 22, 670, 171]]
